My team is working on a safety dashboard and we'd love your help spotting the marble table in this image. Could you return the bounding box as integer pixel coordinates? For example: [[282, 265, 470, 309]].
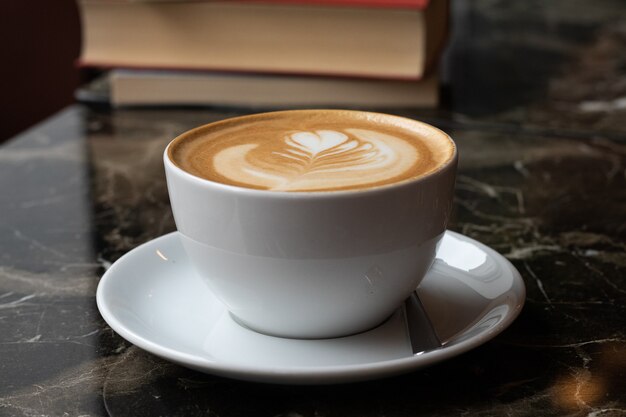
[[1, 0, 625, 415]]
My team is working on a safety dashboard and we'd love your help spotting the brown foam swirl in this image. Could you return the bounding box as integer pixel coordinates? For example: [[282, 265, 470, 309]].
[[169, 110, 454, 192], [214, 129, 417, 191]]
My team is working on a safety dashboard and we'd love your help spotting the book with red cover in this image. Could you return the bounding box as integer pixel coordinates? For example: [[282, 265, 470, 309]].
[[77, 0, 448, 80]]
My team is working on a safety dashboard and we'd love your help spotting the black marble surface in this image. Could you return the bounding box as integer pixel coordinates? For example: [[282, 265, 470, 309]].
[[1, 0, 626, 416]]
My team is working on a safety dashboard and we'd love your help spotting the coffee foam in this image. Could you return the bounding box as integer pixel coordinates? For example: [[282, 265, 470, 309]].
[[169, 111, 454, 192]]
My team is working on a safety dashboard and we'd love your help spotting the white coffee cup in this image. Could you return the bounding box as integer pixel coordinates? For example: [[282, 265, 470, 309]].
[[164, 113, 457, 339]]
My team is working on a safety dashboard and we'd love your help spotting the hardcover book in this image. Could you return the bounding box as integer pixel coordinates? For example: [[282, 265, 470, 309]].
[[77, 0, 448, 80]]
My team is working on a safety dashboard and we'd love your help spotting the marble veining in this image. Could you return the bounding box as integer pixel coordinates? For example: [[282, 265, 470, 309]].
[[3, 106, 625, 416]]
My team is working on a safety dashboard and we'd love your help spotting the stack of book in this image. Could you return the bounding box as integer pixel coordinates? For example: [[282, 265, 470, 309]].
[[76, 0, 449, 108]]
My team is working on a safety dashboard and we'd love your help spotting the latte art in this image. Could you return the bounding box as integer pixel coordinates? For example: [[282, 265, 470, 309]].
[[214, 129, 416, 191], [275, 130, 384, 172], [168, 110, 455, 192]]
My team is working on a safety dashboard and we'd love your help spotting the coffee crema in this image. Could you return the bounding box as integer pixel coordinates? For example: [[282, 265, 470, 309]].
[[168, 110, 455, 192]]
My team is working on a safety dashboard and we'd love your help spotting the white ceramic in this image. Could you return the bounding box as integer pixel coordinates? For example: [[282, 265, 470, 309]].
[[96, 231, 526, 384], [164, 110, 458, 338]]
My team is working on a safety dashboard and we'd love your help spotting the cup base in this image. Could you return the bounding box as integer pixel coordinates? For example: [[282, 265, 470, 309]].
[[179, 231, 443, 340], [228, 310, 397, 340]]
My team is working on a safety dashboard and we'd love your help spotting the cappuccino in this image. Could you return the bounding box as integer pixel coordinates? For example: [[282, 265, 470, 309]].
[[168, 110, 454, 192], [164, 110, 458, 337]]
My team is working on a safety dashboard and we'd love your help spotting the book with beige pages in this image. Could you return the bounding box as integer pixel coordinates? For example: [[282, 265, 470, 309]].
[[103, 69, 439, 108], [77, 0, 449, 80]]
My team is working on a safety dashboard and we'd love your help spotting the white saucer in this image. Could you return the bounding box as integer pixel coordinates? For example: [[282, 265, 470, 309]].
[[96, 231, 525, 384]]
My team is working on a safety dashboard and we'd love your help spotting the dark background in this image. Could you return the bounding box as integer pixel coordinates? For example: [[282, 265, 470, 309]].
[[0, 0, 81, 142]]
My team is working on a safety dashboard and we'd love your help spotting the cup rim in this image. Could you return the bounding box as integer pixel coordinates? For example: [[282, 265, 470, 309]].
[[164, 109, 457, 199]]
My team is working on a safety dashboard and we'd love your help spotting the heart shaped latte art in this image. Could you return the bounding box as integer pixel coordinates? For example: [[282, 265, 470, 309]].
[[290, 130, 347, 153], [271, 130, 391, 176], [213, 128, 420, 191]]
